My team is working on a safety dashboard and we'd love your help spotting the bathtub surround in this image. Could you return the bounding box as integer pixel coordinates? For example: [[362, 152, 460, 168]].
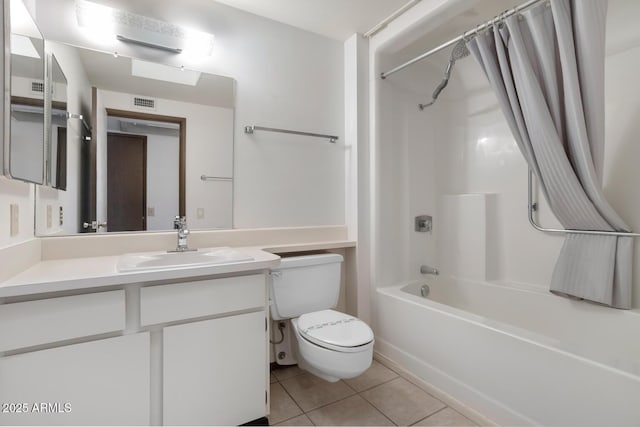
[[467, 0, 632, 308], [369, 0, 640, 424]]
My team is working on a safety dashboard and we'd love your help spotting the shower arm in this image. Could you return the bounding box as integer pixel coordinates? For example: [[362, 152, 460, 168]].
[[380, 0, 547, 80], [527, 169, 640, 238]]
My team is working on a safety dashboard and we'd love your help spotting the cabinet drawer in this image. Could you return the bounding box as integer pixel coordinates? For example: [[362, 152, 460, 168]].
[[0, 290, 125, 352], [140, 274, 265, 326]]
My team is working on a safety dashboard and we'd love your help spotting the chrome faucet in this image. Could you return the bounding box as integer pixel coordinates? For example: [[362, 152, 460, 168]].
[[420, 264, 439, 275], [170, 216, 194, 252]]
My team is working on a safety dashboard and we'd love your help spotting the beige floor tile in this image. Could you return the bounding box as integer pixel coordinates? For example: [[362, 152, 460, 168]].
[[413, 407, 478, 426], [344, 360, 398, 392], [272, 365, 305, 381], [307, 395, 395, 426], [276, 414, 315, 426], [270, 382, 303, 425], [280, 373, 356, 412], [270, 373, 278, 383], [361, 377, 446, 426]]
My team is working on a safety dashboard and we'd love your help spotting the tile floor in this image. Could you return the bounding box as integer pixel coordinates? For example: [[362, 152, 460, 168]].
[[269, 359, 480, 426]]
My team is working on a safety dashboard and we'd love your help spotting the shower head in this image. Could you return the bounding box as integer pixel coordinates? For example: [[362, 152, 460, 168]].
[[419, 40, 470, 110]]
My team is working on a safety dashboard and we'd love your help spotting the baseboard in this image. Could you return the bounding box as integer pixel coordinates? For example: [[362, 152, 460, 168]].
[[241, 416, 269, 426]]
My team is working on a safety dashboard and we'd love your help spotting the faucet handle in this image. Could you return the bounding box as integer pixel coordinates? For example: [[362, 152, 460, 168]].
[[174, 215, 186, 229]]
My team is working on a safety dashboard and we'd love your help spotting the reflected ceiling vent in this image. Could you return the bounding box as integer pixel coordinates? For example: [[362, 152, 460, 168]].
[[132, 96, 156, 110], [31, 80, 44, 94]]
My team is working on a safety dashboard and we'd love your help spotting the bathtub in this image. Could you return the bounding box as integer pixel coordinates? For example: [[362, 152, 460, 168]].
[[374, 277, 640, 426]]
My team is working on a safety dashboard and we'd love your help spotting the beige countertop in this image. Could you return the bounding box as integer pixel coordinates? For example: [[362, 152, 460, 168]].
[[0, 240, 355, 299]]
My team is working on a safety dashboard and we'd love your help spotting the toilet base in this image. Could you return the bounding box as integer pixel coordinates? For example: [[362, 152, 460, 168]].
[[297, 357, 340, 382]]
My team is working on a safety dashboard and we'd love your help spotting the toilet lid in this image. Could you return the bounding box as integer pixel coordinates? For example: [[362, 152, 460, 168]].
[[297, 309, 374, 349]]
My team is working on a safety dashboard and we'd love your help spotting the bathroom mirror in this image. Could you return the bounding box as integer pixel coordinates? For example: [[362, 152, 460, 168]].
[[45, 54, 69, 191], [49, 53, 68, 190], [34, 42, 235, 236], [4, 0, 46, 184]]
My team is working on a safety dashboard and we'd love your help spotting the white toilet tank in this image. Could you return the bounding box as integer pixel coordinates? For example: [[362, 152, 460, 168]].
[[269, 253, 343, 320]]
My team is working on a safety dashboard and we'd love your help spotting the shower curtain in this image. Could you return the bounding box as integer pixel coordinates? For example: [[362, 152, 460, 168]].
[[467, 0, 633, 308]]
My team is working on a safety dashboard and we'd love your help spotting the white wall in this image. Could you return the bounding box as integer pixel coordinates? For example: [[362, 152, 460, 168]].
[[145, 134, 179, 231], [0, 178, 34, 247], [31, 0, 346, 230], [370, 0, 640, 310]]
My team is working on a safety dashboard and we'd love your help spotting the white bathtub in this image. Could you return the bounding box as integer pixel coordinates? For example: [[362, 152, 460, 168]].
[[374, 277, 640, 426]]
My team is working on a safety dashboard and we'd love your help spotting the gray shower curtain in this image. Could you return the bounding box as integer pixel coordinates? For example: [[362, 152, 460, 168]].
[[467, 0, 633, 308]]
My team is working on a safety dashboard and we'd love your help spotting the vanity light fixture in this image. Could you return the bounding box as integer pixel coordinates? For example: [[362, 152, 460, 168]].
[[75, 0, 215, 57]]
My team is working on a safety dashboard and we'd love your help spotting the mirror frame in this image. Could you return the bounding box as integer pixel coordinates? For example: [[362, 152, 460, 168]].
[[2, 0, 9, 177], [3, 0, 46, 185], [47, 51, 68, 189]]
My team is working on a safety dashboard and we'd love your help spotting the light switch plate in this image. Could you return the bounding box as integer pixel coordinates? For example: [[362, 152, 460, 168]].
[[10, 204, 19, 236], [196, 208, 204, 219], [147, 207, 155, 217]]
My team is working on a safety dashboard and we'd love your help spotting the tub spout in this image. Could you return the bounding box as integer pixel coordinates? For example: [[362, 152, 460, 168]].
[[420, 265, 439, 275]]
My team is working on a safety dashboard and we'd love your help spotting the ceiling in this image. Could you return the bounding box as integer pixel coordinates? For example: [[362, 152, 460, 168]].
[[76, 47, 235, 108], [210, 0, 410, 41]]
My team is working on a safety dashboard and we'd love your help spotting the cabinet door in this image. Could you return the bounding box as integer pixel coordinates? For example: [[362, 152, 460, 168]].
[[0, 333, 150, 426], [163, 311, 267, 426]]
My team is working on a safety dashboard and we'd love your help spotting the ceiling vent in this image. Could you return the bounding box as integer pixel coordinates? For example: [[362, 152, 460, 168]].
[[132, 96, 156, 110], [31, 80, 44, 94]]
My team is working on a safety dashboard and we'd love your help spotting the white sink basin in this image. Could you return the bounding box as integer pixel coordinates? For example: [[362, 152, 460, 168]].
[[117, 247, 254, 272]]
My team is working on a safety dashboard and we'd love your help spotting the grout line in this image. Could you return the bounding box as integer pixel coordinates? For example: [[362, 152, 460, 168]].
[[276, 413, 315, 426], [277, 378, 305, 415], [351, 373, 400, 393], [410, 406, 449, 426], [342, 378, 357, 393], [361, 396, 398, 426], [373, 352, 495, 426]]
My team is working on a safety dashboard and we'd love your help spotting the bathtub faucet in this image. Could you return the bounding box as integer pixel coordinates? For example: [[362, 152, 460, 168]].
[[420, 265, 439, 275]]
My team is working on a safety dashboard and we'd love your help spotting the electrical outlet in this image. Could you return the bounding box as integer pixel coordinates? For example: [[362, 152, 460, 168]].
[[59, 206, 64, 226], [196, 208, 205, 219], [47, 205, 52, 228], [147, 207, 155, 217], [10, 204, 19, 237]]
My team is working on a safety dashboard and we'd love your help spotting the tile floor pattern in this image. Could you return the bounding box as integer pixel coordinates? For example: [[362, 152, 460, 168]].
[[269, 360, 480, 426]]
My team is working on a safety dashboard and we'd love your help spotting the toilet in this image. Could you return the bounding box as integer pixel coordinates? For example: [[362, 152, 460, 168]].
[[269, 253, 374, 382]]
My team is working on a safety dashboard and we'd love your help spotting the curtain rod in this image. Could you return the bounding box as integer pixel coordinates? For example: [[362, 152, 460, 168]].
[[380, 0, 547, 80]]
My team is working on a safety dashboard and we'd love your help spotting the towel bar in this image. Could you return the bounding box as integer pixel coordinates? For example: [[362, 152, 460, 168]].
[[527, 169, 640, 237], [244, 125, 338, 143]]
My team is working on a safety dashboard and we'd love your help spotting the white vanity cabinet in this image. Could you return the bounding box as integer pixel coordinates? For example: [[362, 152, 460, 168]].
[[0, 332, 151, 426], [0, 271, 270, 426], [0, 290, 149, 426], [141, 273, 268, 426], [163, 311, 267, 425]]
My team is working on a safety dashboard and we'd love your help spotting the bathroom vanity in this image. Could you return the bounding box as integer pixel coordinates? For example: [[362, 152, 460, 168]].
[[0, 248, 280, 426]]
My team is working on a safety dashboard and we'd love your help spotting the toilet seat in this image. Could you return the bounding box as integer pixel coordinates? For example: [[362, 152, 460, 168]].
[[295, 309, 374, 353]]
